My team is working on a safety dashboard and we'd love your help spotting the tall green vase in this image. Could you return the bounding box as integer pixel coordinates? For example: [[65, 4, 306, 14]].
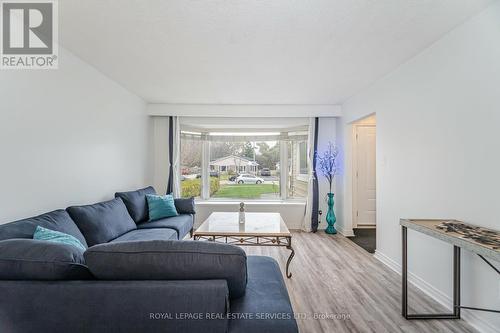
[[325, 193, 337, 234]]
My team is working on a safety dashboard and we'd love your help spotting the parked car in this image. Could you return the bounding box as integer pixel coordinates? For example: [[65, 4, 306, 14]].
[[228, 173, 239, 182], [260, 168, 271, 176], [235, 174, 264, 184], [210, 171, 219, 177]]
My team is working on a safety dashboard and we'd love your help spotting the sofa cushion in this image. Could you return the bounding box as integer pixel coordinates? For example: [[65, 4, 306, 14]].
[[66, 198, 137, 246], [110, 228, 177, 243], [0, 239, 92, 280], [33, 226, 86, 251], [0, 210, 88, 248], [136, 214, 194, 239], [228, 256, 298, 333], [146, 194, 179, 221], [115, 186, 156, 223], [174, 197, 196, 214], [84, 240, 247, 299]]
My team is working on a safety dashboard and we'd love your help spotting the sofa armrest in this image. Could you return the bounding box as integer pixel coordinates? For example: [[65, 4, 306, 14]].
[[84, 240, 247, 298], [0, 280, 228, 333]]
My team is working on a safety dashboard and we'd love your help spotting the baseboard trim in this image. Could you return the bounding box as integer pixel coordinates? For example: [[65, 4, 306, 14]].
[[337, 225, 355, 237], [373, 250, 497, 333]]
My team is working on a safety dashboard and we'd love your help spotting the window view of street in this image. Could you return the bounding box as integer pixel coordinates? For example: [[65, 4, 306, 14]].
[[179, 131, 308, 200], [180, 138, 280, 199], [209, 141, 280, 199]]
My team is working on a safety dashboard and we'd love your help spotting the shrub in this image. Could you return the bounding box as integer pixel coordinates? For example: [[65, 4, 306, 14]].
[[181, 177, 220, 198], [210, 177, 220, 195], [181, 179, 201, 198]]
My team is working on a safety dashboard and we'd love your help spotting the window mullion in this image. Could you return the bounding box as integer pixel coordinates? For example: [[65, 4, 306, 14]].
[[201, 137, 210, 200], [279, 138, 288, 200]]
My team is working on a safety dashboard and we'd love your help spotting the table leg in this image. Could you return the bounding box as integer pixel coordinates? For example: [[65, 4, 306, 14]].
[[402, 225, 461, 319], [286, 237, 295, 278]]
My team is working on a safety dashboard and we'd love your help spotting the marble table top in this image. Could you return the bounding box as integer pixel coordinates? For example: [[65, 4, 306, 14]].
[[195, 212, 291, 237]]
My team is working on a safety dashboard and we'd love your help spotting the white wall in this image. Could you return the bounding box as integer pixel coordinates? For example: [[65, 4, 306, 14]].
[[0, 47, 150, 223], [341, 2, 500, 331]]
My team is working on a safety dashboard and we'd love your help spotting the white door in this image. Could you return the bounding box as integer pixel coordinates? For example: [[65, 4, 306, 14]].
[[354, 125, 376, 226]]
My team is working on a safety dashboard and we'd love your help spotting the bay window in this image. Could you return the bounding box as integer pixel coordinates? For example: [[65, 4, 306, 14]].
[[179, 120, 309, 201]]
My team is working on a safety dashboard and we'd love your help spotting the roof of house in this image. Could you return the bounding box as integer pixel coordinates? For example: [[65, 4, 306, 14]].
[[209, 155, 259, 166]]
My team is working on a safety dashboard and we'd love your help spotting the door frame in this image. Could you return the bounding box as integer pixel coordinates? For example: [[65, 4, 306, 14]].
[[352, 123, 376, 229]]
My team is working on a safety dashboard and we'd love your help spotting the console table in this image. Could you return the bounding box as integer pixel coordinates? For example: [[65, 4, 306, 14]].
[[400, 219, 500, 319]]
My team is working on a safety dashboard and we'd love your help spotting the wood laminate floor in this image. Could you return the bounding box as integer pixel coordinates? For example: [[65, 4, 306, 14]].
[[241, 231, 477, 333]]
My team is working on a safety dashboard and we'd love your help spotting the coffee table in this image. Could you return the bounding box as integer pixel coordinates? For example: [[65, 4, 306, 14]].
[[193, 212, 295, 278]]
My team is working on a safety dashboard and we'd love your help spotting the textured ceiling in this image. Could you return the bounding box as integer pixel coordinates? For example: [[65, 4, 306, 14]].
[[59, 0, 495, 104]]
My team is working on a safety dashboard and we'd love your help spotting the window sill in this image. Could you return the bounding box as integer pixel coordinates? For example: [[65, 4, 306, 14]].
[[195, 199, 306, 206]]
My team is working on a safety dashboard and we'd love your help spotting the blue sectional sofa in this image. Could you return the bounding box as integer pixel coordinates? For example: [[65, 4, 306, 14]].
[[0, 187, 298, 333]]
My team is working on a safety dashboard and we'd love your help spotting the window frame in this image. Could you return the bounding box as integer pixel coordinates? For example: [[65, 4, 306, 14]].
[[179, 128, 308, 202]]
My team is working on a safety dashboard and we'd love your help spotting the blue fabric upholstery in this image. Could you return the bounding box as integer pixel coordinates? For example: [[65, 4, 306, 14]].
[[33, 226, 86, 251], [146, 194, 179, 221], [66, 198, 137, 246], [110, 228, 177, 242], [136, 214, 194, 239], [174, 197, 196, 214], [0, 239, 92, 280], [0, 210, 88, 248], [0, 280, 229, 333], [0, 190, 297, 333], [84, 240, 247, 299], [115, 186, 156, 223], [228, 256, 298, 333]]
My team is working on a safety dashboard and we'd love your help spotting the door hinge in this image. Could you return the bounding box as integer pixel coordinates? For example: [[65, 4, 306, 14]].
[[356, 211, 359, 217], [356, 133, 358, 140], [356, 170, 359, 178]]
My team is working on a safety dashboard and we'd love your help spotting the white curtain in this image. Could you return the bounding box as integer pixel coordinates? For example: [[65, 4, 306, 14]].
[[302, 117, 316, 232], [171, 116, 182, 198]]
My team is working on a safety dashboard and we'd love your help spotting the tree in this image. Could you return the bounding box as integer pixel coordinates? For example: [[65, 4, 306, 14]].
[[210, 142, 244, 160], [180, 140, 202, 168], [256, 142, 279, 169], [241, 142, 255, 160]]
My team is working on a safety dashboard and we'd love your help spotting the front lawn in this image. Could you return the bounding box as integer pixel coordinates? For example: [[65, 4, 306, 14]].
[[212, 183, 279, 199]]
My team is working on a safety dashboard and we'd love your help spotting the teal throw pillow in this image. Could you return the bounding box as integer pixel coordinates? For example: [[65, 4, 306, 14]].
[[33, 226, 87, 251], [146, 194, 179, 221]]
